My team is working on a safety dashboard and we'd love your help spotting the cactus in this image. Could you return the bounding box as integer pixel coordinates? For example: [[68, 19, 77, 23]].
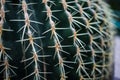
[[0, 0, 112, 80]]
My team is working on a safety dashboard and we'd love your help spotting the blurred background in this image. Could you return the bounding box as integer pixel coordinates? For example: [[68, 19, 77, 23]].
[[107, 0, 120, 80], [107, 0, 120, 35]]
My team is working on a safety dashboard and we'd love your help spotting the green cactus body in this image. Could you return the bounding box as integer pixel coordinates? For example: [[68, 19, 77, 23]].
[[0, 0, 112, 80]]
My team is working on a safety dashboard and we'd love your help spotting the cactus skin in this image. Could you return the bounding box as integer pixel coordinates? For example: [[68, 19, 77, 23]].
[[0, 0, 112, 80]]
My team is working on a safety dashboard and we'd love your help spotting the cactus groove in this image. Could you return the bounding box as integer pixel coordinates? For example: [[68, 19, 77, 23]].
[[0, 0, 112, 80]]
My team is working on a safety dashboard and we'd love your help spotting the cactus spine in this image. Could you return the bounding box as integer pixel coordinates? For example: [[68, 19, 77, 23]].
[[0, 0, 112, 80]]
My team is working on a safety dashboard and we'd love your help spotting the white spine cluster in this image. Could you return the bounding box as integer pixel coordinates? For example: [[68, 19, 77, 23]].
[[42, 0, 74, 80], [78, 0, 111, 79], [91, 1, 112, 79], [81, 1, 103, 79], [11, 0, 48, 80], [0, 0, 17, 80], [43, 0, 66, 80], [61, 0, 92, 79]]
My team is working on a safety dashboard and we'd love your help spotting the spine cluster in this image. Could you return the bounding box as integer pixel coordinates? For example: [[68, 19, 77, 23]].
[[0, 0, 16, 80]]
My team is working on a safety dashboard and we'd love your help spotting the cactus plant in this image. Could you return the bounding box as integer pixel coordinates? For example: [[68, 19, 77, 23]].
[[0, 0, 112, 80]]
